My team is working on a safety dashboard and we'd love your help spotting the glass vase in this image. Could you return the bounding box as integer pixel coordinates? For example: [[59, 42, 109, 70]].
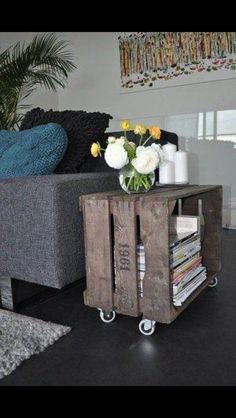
[[119, 163, 155, 194]]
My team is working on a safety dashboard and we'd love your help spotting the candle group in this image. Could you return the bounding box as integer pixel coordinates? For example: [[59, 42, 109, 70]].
[[159, 143, 188, 184]]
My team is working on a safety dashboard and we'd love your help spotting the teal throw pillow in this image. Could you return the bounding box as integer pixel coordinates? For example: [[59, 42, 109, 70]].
[[0, 123, 68, 178]]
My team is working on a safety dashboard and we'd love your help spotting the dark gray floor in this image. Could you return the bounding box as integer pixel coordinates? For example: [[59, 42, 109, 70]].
[[1, 229, 236, 386]]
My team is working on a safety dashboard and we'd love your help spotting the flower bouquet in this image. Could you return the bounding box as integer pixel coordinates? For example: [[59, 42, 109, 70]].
[[90, 120, 162, 194]]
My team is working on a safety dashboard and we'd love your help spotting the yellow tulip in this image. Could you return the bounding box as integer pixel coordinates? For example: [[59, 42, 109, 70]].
[[91, 142, 101, 157], [134, 124, 147, 136], [149, 126, 161, 140], [121, 120, 131, 131]]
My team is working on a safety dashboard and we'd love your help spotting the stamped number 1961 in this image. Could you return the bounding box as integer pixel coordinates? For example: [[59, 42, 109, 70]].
[[118, 243, 130, 271]]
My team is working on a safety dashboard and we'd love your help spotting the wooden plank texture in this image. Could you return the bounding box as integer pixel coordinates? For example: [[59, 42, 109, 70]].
[[82, 198, 114, 310], [139, 198, 171, 323], [182, 195, 199, 216], [171, 189, 222, 319], [79, 185, 213, 210], [143, 185, 220, 200], [110, 186, 184, 203], [113, 200, 139, 316], [201, 188, 222, 272], [79, 189, 123, 211], [182, 194, 205, 241], [169, 200, 177, 216]]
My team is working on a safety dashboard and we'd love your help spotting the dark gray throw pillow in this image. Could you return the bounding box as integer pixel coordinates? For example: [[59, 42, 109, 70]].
[[20, 107, 112, 173]]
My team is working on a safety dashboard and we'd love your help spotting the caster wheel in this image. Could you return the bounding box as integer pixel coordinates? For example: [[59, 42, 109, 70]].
[[99, 309, 116, 323], [208, 277, 218, 288], [139, 319, 156, 336]]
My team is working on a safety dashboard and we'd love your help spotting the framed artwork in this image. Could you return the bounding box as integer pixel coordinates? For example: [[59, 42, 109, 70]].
[[119, 32, 236, 92]]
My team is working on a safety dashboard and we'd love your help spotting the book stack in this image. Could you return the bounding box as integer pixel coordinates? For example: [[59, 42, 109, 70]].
[[137, 215, 207, 306], [169, 216, 207, 306]]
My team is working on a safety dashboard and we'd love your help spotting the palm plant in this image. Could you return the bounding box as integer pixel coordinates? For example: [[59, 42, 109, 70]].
[[0, 32, 77, 130]]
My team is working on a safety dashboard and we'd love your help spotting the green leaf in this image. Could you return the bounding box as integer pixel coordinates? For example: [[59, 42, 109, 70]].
[[0, 32, 77, 130]]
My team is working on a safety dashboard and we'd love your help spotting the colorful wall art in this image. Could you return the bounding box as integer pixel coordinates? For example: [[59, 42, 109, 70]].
[[118, 32, 236, 90]]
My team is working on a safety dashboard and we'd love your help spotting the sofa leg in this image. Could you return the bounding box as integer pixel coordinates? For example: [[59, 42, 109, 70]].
[[0, 277, 14, 310]]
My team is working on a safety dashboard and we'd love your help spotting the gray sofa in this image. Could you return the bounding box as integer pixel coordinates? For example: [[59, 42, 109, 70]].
[[0, 172, 119, 309]]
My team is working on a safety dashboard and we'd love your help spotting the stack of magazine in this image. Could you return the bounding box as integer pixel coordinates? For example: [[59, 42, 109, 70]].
[[137, 215, 207, 306]]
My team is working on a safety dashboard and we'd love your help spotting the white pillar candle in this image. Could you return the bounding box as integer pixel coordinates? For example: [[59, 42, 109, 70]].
[[174, 151, 188, 184], [159, 160, 175, 184], [162, 143, 177, 162]]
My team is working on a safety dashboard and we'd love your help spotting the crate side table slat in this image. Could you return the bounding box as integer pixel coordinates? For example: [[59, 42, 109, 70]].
[[182, 189, 222, 272], [113, 200, 139, 316], [83, 199, 114, 310], [201, 188, 222, 272], [140, 198, 172, 323]]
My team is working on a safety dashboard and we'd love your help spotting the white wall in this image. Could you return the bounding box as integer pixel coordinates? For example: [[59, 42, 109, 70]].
[[58, 32, 236, 227], [0, 32, 58, 110], [1, 32, 236, 226], [58, 32, 236, 128]]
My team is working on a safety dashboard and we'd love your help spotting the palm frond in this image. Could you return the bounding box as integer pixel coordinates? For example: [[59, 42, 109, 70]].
[[0, 32, 77, 130]]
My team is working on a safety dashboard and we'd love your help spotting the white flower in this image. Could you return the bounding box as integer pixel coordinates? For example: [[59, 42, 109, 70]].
[[104, 143, 129, 169], [136, 146, 146, 156], [132, 146, 159, 174], [116, 136, 125, 146], [151, 143, 165, 162], [107, 136, 116, 143], [108, 136, 125, 146]]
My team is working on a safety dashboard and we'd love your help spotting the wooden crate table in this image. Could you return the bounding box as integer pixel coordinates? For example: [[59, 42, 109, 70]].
[[79, 185, 222, 335]]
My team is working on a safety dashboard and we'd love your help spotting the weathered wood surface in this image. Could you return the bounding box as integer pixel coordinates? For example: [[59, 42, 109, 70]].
[[139, 198, 171, 323], [201, 188, 222, 272], [0, 276, 14, 310], [113, 200, 139, 316], [168, 200, 177, 216], [82, 199, 114, 310], [110, 186, 183, 202], [81, 184, 222, 325], [146, 185, 222, 201], [79, 190, 123, 211], [182, 188, 222, 272], [182, 195, 205, 241], [79, 185, 221, 211], [182, 195, 199, 216]]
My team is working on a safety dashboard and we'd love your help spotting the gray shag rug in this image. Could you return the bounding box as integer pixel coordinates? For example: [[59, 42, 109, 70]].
[[0, 309, 71, 379]]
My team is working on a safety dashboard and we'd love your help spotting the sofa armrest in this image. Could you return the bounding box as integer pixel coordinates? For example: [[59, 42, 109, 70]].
[[0, 172, 119, 213], [0, 171, 119, 194], [0, 173, 120, 288]]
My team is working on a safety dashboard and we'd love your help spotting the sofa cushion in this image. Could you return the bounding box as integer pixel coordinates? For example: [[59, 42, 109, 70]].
[[20, 107, 113, 173], [0, 123, 68, 178]]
